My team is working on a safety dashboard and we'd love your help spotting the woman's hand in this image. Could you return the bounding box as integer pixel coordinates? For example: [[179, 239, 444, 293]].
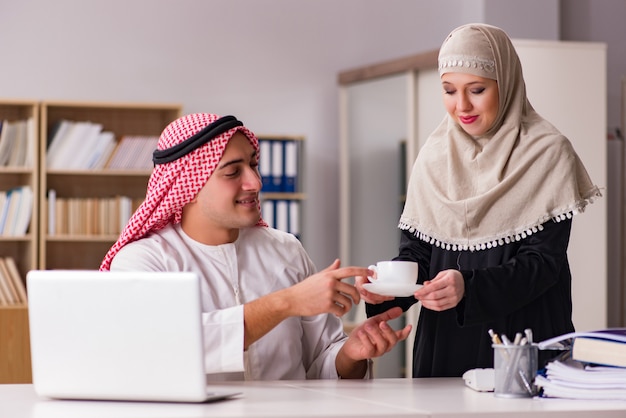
[[413, 269, 465, 311]]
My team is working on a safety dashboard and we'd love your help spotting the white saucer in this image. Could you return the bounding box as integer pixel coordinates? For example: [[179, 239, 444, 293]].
[[362, 282, 423, 297]]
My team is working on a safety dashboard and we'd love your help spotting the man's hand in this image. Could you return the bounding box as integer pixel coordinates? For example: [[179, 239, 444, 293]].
[[335, 307, 412, 378], [282, 259, 370, 317], [243, 259, 371, 349]]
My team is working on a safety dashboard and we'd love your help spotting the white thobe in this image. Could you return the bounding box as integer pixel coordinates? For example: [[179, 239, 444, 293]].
[[110, 224, 348, 380]]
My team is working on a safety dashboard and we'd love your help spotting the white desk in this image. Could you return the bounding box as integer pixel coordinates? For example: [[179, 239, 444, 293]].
[[2, 378, 626, 418]]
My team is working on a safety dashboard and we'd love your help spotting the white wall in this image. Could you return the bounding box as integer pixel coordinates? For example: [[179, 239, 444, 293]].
[[0, 0, 478, 267], [0, 0, 619, 275]]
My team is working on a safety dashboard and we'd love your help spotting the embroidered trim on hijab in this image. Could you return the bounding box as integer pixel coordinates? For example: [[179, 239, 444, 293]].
[[399, 192, 600, 252], [438, 54, 495, 75], [398, 23, 601, 253], [100, 113, 267, 271]]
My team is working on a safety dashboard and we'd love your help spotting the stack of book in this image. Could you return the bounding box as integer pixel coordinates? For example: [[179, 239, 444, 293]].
[[535, 329, 626, 400], [0, 257, 27, 306], [46, 120, 159, 170], [47, 120, 115, 170], [47, 189, 141, 236]]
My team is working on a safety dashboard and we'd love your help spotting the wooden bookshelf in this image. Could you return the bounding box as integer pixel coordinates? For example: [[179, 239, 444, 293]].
[[39, 101, 181, 270], [0, 99, 39, 283], [0, 305, 31, 383]]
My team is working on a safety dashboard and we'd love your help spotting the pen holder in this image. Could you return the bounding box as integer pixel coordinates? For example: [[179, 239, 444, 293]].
[[492, 343, 538, 398]]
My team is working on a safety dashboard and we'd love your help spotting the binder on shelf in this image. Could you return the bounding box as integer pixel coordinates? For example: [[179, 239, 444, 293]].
[[275, 200, 289, 233], [283, 140, 298, 193], [259, 140, 272, 192], [271, 141, 283, 192], [261, 200, 275, 229], [289, 200, 300, 239]]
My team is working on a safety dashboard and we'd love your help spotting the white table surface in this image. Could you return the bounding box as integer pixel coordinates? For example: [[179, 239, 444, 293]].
[[2, 378, 626, 418]]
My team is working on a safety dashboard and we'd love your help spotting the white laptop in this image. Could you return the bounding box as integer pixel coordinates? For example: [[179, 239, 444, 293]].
[[26, 270, 240, 403]]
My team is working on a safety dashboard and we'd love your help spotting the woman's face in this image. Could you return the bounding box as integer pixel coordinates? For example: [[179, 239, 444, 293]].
[[441, 72, 499, 137]]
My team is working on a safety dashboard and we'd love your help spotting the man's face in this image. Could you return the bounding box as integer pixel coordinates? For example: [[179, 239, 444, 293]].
[[183, 132, 262, 244]]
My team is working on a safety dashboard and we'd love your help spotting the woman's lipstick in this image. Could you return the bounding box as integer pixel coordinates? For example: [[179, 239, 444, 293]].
[[459, 115, 478, 124]]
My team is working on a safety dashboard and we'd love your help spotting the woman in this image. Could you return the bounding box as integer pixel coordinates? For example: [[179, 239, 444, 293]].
[[356, 23, 601, 377]]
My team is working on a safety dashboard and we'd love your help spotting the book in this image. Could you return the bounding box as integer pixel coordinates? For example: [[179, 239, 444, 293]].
[[0, 258, 20, 304], [12, 185, 33, 236], [105, 136, 158, 170], [46, 120, 73, 167], [4, 257, 27, 304], [0, 273, 8, 305], [0, 258, 16, 304], [2, 187, 21, 236], [86, 131, 116, 169], [47, 189, 56, 235], [538, 328, 626, 351], [7, 119, 29, 167], [572, 331, 626, 367], [0, 120, 19, 166]]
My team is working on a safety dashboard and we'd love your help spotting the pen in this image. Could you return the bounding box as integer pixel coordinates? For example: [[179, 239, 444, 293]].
[[488, 329, 502, 345], [524, 328, 533, 344]]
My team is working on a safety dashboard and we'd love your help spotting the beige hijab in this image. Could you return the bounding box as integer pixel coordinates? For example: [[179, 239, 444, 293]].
[[399, 23, 601, 251]]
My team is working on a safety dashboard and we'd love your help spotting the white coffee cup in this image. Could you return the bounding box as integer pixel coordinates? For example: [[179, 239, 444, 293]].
[[367, 261, 418, 285]]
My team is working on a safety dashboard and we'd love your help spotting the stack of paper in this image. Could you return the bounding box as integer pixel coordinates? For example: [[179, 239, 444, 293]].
[[536, 328, 626, 400], [535, 358, 626, 400]]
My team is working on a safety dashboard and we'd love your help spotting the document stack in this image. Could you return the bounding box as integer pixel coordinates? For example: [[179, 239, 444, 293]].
[[535, 329, 626, 400]]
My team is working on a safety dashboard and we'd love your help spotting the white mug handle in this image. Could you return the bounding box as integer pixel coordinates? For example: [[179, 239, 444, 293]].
[[367, 265, 378, 283]]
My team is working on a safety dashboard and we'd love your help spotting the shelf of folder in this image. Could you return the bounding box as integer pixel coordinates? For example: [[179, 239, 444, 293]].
[[258, 135, 306, 241]]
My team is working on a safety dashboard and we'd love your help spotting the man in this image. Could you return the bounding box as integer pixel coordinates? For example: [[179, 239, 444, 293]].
[[101, 113, 410, 380]]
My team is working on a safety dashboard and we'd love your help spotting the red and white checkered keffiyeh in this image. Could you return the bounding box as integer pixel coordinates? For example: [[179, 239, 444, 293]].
[[100, 113, 267, 271]]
